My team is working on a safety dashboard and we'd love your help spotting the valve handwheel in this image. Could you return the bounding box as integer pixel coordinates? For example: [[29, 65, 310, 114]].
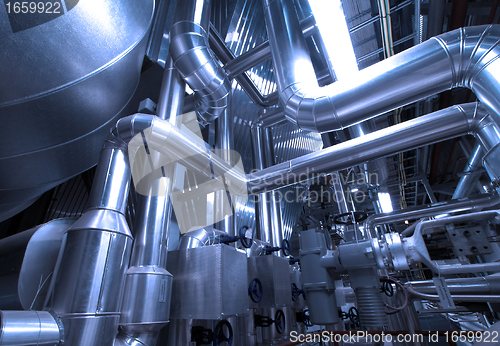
[[348, 307, 359, 324], [239, 226, 253, 248], [274, 309, 286, 334], [213, 320, 233, 346], [333, 212, 368, 225], [248, 278, 263, 303], [281, 238, 291, 257], [381, 281, 394, 297]]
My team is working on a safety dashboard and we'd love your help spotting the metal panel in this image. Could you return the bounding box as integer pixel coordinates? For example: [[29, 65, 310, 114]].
[[247, 256, 293, 308], [167, 245, 248, 319]]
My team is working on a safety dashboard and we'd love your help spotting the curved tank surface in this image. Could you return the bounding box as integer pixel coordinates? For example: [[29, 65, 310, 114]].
[[0, 0, 155, 221]]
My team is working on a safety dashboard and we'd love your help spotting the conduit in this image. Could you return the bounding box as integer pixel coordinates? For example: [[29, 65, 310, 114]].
[[263, 0, 500, 132]]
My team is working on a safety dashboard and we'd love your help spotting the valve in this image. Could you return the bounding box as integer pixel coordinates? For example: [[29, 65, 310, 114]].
[[380, 280, 394, 297], [289, 257, 300, 265], [333, 211, 368, 225], [291, 283, 306, 301], [213, 320, 233, 346], [340, 307, 359, 325], [248, 278, 263, 303], [219, 226, 253, 248], [264, 238, 291, 255], [254, 309, 286, 334]]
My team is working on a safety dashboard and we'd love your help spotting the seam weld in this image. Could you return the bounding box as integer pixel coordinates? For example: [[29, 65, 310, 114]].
[[433, 36, 457, 87]]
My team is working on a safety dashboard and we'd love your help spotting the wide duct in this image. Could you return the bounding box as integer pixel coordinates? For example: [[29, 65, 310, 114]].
[[263, 0, 500, 132], [0, 0, 155, 222]]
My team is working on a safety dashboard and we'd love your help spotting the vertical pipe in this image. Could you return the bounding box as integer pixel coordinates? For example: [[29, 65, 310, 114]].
[[251, 125, 283, 249], [117, 55, 185, 345], [44, 147, 133, 346], [215, 94, 236, 237]]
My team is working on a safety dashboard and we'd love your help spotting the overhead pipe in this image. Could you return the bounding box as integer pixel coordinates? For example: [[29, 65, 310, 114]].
[[169, 0, 230, 124], [111, 104, 498, 200], [246, 103, 487, 194], [263, 0, 500, 133], [208, 24, 279, 108]]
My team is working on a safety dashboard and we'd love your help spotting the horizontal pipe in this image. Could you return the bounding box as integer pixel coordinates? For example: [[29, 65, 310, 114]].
[[264, 0, 500, 133], [407, 211, 500, 275], [408, 274, 500, 295], [247, 103, 484, 194], [405, 285, 500, 303], [0, 311, 62, 346], [365, 193, 499, 236]]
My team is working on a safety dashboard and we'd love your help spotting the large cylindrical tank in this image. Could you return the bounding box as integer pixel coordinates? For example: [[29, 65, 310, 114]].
[[0, 0, 155, 221]]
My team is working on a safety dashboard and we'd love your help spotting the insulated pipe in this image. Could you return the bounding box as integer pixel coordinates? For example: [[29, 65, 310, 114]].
[[405, 285, 500, 303], [208, 24, 279, 108], [247, 103, 485, 194], [121, 104, 493, 199], [117, 55, 183, 345], [364, 194, 500, 236], [452, 142, 484, 199], [0, 311, 62, 346], [169, 0, 230, 124], [263, 0, 500, 132], [44, 131, 135, 345], [408, 274, 500, 295], [215, 98, 236, 237]]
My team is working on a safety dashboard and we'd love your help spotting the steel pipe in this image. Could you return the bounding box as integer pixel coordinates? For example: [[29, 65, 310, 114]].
[[405, 285, 500, 303], [263, 0, 500, 132], [0, 311, 62, 346], [452, 142, 484, 199], [406, 211, 500, 275], [364, 194, 500, 236], [247, 103, 484, 194], [208, 24, 279, 108], [169, 0, 230, 123]]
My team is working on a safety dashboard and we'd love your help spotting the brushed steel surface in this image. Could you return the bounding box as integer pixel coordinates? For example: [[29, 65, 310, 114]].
[[247, 255, 292, 308], [0, 310, 61, 346], [167, 245, 248, 320], [0, 0, 155, 222], [264, 0, 500, 132], [119, 267, 173, 332]]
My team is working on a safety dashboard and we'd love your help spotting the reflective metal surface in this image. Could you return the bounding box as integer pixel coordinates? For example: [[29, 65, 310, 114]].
[[167, 245, 248, 320], [264, 0, 500, 132], [169, 0, 230, 123], [0, 0, 155, 222], [0, 310, 61, 346], [248, 103, 483, 193], [364, 194, 500, 236], [452, 142, 484, 199]]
